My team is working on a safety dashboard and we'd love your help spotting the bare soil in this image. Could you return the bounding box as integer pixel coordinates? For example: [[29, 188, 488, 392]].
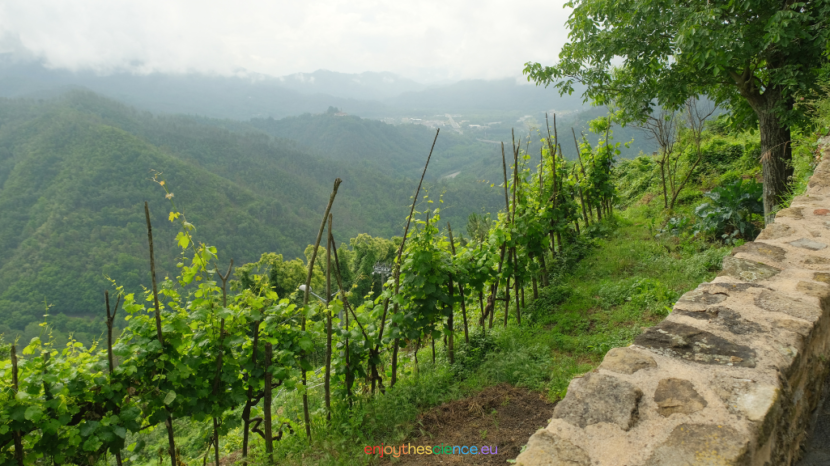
[[383, 384, 556, 465]]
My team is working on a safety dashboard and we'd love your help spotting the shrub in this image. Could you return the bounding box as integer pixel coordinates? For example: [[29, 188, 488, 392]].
[[693, 179, 763, 242]]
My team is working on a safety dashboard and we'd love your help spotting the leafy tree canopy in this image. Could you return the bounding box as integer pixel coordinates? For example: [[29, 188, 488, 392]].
[[524, 0, 830, 219], [525, 0, 830, 126]]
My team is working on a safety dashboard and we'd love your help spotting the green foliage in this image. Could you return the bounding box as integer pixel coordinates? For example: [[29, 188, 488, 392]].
[[524, 0, 830, 130], [693, 179, 764, 242]]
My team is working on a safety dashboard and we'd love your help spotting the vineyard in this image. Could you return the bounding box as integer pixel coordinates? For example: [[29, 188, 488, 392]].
[[0, 111, 629, 466]]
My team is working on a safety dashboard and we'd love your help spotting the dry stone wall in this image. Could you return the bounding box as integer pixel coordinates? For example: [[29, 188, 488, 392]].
[[516, 154, 830, 466]]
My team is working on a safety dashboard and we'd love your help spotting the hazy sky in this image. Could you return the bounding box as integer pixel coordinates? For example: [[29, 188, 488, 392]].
[[0, 0, 572, 82]]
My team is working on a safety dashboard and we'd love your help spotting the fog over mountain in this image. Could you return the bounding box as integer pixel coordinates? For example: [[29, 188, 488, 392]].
[[0, 58, 587, 120]]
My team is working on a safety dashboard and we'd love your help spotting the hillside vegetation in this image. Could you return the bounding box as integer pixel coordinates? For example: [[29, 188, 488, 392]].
[[0, 92, 502, 344]]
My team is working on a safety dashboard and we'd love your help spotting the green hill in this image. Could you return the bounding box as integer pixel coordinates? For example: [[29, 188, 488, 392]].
[[0, 92, 502, 342]]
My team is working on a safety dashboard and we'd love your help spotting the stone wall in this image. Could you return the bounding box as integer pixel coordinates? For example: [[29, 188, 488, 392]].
[[516, 156, 830, 465]]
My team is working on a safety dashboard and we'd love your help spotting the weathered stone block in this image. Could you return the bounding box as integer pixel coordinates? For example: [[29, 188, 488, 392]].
[[643, 424, 749, 465], [553, 373, 642, 431], [599, 347, 656, 375], [635, 321, 757, 367], [796, 280, 830, 299], [711, 307, 766, 335], [675, 288, 728, 312], [515, 430, 591, 466], [732, 241, 788, 261], [654, 378, 708, 417], [721, 256, 781, 282], [757, 222, 793, 240], [755, 290, 821, 322], [777, 207, 804, 219], [804, 256, 830, 267], [788, 238, 828, 251]]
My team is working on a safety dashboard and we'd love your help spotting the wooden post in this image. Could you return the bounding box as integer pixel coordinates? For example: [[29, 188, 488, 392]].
[[514, 249, 521, 325], [485, 142, 511, 329], [213, 259, 232, 466], [447, 223, 469, 344], [447, 303, 454, 364], [241, 320, 261, 466], [324, 215, 333, 421], [105, 291, 124, 466], [11, 345, 23, 466], [144, 202, 177, 466], [503, 273, 511, 328], [301, 178, 342, 441], [264, 343, 274, 463], [378, 129, 440, 391]]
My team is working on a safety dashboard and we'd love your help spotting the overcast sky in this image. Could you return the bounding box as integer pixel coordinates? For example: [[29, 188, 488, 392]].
[[0, 0, 572, 83]]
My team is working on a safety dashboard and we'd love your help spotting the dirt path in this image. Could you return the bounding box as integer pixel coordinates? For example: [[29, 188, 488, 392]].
[[381, 384, 556, 465]]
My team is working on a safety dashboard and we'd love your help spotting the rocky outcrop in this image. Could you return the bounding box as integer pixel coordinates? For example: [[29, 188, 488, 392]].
[[516, 153, 830, 465]]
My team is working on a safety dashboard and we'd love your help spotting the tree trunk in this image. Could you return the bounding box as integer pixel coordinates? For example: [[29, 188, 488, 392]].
[[539, 254, 549, 287], [758, 107, 793, 223], [532, 277, 538, 300]]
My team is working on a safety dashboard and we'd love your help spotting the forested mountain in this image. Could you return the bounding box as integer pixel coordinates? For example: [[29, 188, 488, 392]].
[[0, 91, 502, 342]]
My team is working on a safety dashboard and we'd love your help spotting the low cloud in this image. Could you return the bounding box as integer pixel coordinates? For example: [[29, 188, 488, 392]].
[[0, 0, 572, 82]]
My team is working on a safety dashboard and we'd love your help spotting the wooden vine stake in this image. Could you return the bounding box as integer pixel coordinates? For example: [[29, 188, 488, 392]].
[[447, 223, 469, 344], [511, 133, 521, 326], [301, 177, 342, 441], [11, 344, 23, 466], [241, 320, 261, 466], [572, 128, 592, 225], [485, 141, 510, 329], [264, 342, 274, 464], [105, 291, 124, 466], [379, 128, 439, 389], [324, 214, 333, 423], [212, 259, 233, 466], [144, 201, 177, 466]]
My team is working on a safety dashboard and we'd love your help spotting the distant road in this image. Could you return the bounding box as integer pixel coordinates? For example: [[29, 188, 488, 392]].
[[476, 138, 502, 144]]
